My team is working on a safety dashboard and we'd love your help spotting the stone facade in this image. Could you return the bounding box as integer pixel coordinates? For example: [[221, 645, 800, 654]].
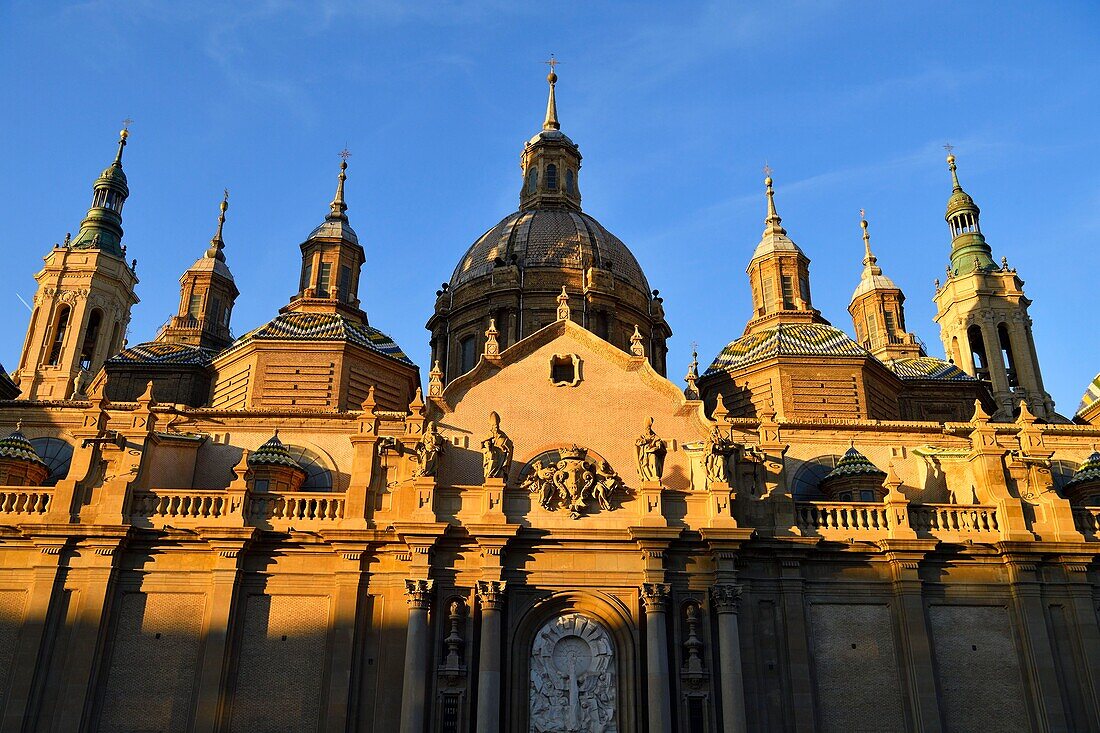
[[0, 75, 1099, 733]]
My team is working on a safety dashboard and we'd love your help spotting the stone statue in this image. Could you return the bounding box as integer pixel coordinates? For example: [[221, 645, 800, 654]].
[[481, 411, 513, 481], [530, 614, 617, 732], [521, 458, 558, 510], [412, 421, 445, 478], [703, 424, 735, 484], [635, 417, 666, 482]]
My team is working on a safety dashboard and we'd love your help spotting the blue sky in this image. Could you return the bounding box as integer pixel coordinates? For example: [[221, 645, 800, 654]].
[[2, 1, 1098, 413]]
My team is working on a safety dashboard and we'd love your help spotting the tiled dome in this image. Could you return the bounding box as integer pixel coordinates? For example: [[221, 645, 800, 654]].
[[450, 209, 650, 296]]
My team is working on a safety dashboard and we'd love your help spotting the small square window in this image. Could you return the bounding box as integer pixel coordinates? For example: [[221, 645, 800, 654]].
[[549, 354, 581, 387]]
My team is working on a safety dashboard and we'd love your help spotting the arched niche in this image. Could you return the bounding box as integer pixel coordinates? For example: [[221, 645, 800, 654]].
[[507, 590, 637, 732]]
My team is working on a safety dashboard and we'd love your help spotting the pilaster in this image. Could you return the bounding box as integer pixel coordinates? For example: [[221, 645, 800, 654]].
[[641, 582, 673, 733], [878, 539, 943, 732], [0, 537, 67, 732], [192, 529, 254, 732]]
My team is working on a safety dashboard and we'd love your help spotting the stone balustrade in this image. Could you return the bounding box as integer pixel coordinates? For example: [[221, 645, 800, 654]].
[[908, 503, 1000, 539], [1072, 506, 1100, 537], [0, 487, 53, 518], [247, 491, 345, 525], [796, 501, 890, 537], [128, 488, 344, 529], [130, 489, 240, 526], [795, 500, 1001, 541]]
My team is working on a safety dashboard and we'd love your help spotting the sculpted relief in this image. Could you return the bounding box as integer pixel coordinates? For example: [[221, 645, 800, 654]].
[[520, 446, 624, 519], [530, 614, 617, 733]]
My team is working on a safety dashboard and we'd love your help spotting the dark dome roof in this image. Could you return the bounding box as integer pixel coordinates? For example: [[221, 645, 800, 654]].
[[450, 209, 650, 294]]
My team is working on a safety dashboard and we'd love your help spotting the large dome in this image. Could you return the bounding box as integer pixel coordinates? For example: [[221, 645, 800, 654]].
[[450, 209, 651, 295]]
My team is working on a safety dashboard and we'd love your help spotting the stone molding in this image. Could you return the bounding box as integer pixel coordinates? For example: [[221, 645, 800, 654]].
[[475, 579, 506, 611], [710, 583, 743, 614], [640, 582, 670, 613], [404, 578, 434, 610]]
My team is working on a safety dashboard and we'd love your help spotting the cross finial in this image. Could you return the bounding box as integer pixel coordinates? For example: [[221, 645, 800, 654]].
[[339, 147, 352, 162], [544, 54, 559, 73], [122, 117, 133, 131], [223, 187, 229, 203], [859, 208, 866, 220], [943, 142, 954, 155], [762, 162, 773, 178]]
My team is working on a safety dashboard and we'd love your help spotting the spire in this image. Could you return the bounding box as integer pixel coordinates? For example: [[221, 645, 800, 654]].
[[69, 123, 133, 257], [328, 149, 350, 222], [113, 123, 130, 166], [762, 166, 786, 237], [947, 152, 962, 191], [518, 58, 582, 212], [941, 148, 994, 275], [206, 189, 229, 261], [543, 55, 560, 131], [859, 209, 877, 269]]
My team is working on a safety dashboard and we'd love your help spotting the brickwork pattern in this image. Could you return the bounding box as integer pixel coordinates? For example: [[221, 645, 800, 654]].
[[97, 592, 205, 733], [929, 604, 1030, 732], [228, 594, 330, 731], [809, 603, 906, 733]]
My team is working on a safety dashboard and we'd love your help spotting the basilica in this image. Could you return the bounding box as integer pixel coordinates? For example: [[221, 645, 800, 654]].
[[0, 69, 1099, 733]]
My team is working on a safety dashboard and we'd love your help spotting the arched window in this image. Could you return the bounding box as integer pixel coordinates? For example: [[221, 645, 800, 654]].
[[546, 164, 558, 190], [48, 306, 71, 366], [526, 169, 537, 192], [30, 438, 74, 486], [565, 169, 575, 194], [109, 322, 122, 356], [967, 325, 989, 382], [79, 309, 103, 371], [281, 445, 333, 491], [997, 323, 1018, 388], [460, 335, 476, 374], [789, 456, 841, 500]]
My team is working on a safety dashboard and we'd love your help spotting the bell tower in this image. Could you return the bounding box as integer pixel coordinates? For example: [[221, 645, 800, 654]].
[[933, 152, 1055, 420], [14, 126, 139, 400]]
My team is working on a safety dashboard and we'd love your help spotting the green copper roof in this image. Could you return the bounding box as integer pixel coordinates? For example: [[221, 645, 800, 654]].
[[248, 433, 304, 470], [1065, 452, 1100, 490], [0, 428, 46, 467], [944, 155, 995, 276], [824, 446, 885, 481]]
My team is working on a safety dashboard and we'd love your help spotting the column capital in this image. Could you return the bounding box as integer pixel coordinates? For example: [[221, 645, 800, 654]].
[[710, 582, 743, 614], [404, 578, 434, 610], [640, 582, 670, 612], [475, 579, 507, 611]]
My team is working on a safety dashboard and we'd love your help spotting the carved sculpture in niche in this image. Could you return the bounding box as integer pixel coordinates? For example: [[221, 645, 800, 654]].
[[413, 421, 445, 478], [635, 417, 666, 482], [703, 424, 735, 484], [530, 613, 617, 733], [482, 411, 513, 481], [520, 446, 624, 518], [439, 599, 467, 684]]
